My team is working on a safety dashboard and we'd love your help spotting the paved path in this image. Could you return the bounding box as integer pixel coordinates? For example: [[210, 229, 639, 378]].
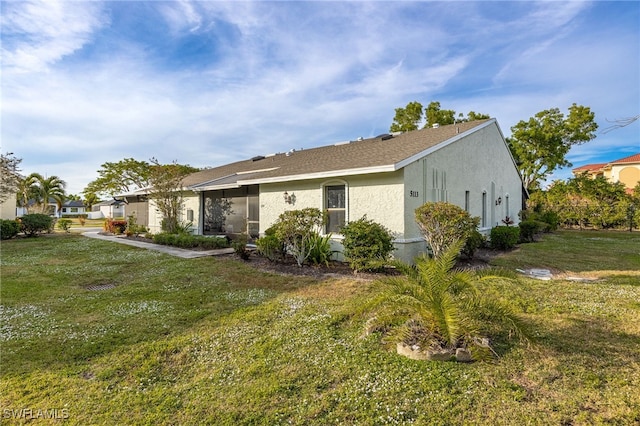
[[82, 231, 235, 259]]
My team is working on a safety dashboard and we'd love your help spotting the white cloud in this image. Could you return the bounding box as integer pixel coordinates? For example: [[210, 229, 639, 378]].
[[1, 0, 107, 73], [1, 1, 637, 195]]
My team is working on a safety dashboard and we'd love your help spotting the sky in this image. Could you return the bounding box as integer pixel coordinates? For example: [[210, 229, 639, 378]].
[[2, 0, 639, 196]]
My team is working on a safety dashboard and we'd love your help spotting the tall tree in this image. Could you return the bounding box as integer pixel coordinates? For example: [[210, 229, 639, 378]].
[[83, 158, 151, 198], [147, 159, 199, 233], [390, 101, 424, 132], [390, 101, 490, 132], [507, 103, 598, 192], [83, 192, 100, 209], [0, 152, 22, 203], [26, 173, 67, 214], [425, 101, 456, 127]]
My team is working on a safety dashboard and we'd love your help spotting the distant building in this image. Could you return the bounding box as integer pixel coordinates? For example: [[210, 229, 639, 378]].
[[573, 153, 640, 193]]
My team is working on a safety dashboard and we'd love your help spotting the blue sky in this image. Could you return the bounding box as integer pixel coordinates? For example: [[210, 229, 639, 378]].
[[2, 1, 638, 195]]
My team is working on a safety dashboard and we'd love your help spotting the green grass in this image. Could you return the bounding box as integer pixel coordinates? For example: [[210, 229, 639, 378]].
[[1, 231, 639, 424], [490, 229, 640, 274]]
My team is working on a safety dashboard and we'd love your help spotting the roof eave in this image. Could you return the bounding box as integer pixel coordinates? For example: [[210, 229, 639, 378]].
[[240, 165, 397, 185]]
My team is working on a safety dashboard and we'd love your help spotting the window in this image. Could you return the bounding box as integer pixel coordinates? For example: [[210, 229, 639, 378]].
[[481, 191, 487, 227], [505, 194, 510, 219], [70, 207, 78, 213], [464, 191, 470, 212], [325, 184, 345, 233]]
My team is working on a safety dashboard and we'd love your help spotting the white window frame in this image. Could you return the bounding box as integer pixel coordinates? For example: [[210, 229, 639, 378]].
[[322, 180, 348, 235]]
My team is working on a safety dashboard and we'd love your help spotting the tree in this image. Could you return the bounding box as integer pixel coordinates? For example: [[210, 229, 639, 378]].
[[425, 101, 456, 127], [25, 173, 67, 214], [390, 101, 490, 133], [83, 192, 100, 210], [66, 194, 82, 201], [390, 101, 424, 133], [147, 159, 199, 234], [0, 152, 22, 203], [83, 158, 152, 198], [507, 103, 598, 191], [364, 241, 530, 361]]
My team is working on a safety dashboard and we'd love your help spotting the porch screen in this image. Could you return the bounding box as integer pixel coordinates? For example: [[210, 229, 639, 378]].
[[325, 185, 345, 233]]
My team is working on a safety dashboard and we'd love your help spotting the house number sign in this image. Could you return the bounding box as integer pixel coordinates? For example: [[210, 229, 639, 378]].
[[409, 190, 419, 197]]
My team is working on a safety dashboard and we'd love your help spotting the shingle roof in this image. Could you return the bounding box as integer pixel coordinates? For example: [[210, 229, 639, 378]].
[[184, 119, 495, 190], [62, 200, 85, 208]]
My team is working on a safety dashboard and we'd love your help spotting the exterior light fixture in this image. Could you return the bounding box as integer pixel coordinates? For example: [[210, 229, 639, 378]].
[[495, 196, 502, 206], [284, 191, 295, 204]]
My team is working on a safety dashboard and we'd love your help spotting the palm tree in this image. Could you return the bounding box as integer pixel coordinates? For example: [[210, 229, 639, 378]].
[[365, 241, 530, 360], [17, 174, 39, 213], [27, 173, 66, 215]]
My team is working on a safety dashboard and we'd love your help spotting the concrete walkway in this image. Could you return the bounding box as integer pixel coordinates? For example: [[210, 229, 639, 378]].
[[82, 231, 235, 259]]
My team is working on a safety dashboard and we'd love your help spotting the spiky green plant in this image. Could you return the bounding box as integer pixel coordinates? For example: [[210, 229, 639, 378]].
[[365, 241, 530, 360]]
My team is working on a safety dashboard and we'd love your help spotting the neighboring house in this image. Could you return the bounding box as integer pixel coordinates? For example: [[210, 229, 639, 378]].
[[0, 193, 17, 220], [144, 118, 523, 263], [16, 198, 59, 217], [60, 200, 87, 216], [572, 153, 640, 193], [88, 200, 126, 219], [116, 189, 150, 227]]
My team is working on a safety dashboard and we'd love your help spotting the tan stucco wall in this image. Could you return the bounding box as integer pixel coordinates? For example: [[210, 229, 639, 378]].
[[611, 164, 640, 190], [0, 196, 17, 220], [258, 173, 404, 235]]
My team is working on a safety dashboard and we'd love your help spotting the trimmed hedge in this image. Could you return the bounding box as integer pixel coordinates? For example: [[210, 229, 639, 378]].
[[0, 219, 20, 240], [490, 226, 520, 250], [152, 233, 229, 250]]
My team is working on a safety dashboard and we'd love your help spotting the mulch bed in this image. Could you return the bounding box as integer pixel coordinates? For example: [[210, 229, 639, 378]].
[[119, 234, 501, 280]]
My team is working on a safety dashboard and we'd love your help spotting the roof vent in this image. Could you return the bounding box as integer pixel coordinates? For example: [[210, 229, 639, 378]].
[[251, 155, 265, 162], [432, 123, 440, 128], [375, 133, 393, 141]]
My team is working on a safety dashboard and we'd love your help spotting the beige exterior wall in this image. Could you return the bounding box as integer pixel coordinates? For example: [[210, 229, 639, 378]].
[[148, 192, 200, 234], [398, 123, 523, 261], [258, 173, 404, 235], [0, 195, 17, 220], [610, 163, 640, 190]]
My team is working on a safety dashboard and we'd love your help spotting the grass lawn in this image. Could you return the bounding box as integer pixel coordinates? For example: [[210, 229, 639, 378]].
[[1, 231, 639, 424]]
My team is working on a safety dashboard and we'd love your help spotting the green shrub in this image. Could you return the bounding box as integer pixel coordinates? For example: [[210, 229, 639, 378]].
[[341, 216, 395, 272], [256, 233, 285, 262], [0, 219, 20, 240], [126, 215, 148, 237], [307, 232, 334, 266], [539, 211, 559, 231], [518, 220, 540, 243], [490, 226, 520, 250], [271, 208, 326, 267], [415, 202, 480, 258], [232, 234, 251, 260], [152, 233, 228, 249], [461, 229, 486, 259], [19, 214, 53, 237], [57, 219, 73, 233]]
